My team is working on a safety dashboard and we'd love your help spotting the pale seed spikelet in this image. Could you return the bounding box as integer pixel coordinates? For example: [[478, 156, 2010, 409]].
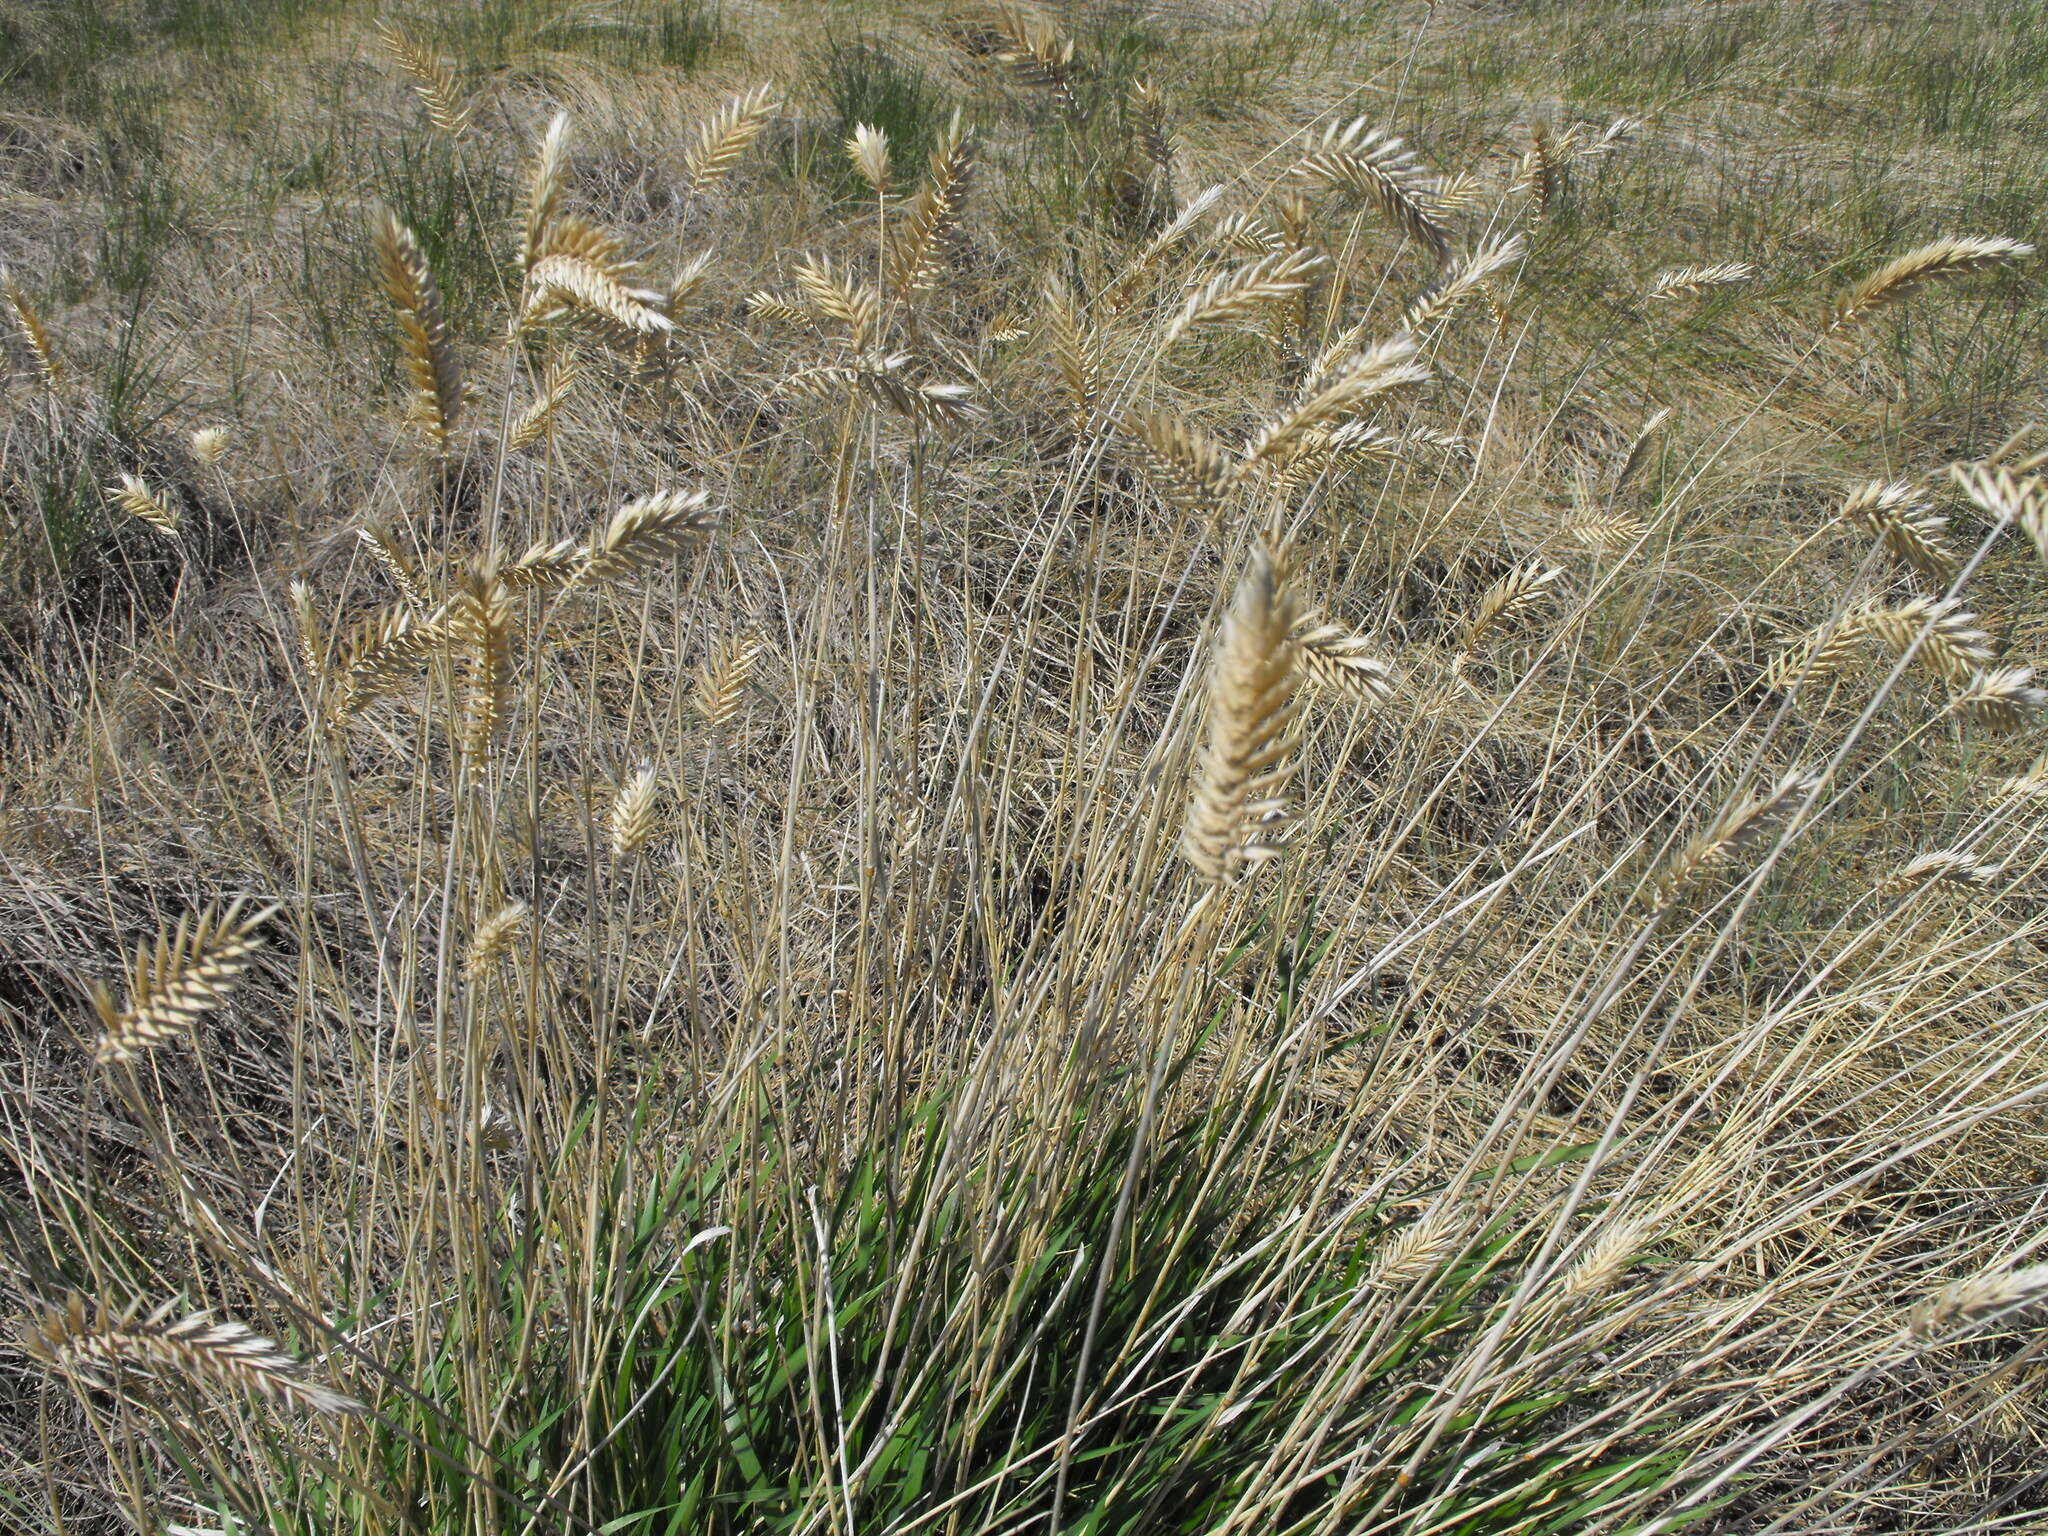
[[1368, 1206, 1466, 1291], [1951, 460, 2048, 567], [108, 473, 180, 538], [1910, 1263, 2048, 1341], [1212, 211, 1283, 255], [520, 113, 571, 275], [1292, 624, 1397, 704], [1886, 850, 2002, 893], [1647, 262, 1757, 300], [1123, 408, 1239, 512], [1290, 118, 1449, 256], [1242, 336, 1428, 470], [25, 1295, 362, 1415], [1183, 544, 1301, 883], [188, 426, 231, 465], [777, 362, 866, 405], [1952, 666, 2048, 733], [507, 361, 580, 451], [856, 361, 978, 428], [357, 527, 426, 610], [373, 211, 462, 450], [90, 901, 275, 1064], [1403, 234, 1525, 331], [746, 291, 812, 328], [447, 569, 514, 756], [847, 123, 891, 192], [1613, 407, 1672, 490], [2, 267, 59, 384], [793, 255, 880, 348], [1837, 480, 1958, 583], [1522, 121, 1559, 221], [684, 85, 777, 191], [1652, 767, 1820, 909], [1269, 421, 1403, 494], [1130, 79, 1174, 193], [338, 604, 449, 716], [465, 900, 530, 980], [574, 490, 716, 588], [1763, 613, 1876, 692], [1461, 561, 1562, 648], [524, 253, 674, 336], [288, 579, 323, 684], [503, 536, 580, 590], [377, 21, 471, 139], [1563, 514, 1648, 551], [988, 4, 1080, 116], [530, 215, 632, 279], [888, 112, 974, 298], [1860, 596, 1995, 684], [693, 633, 763, 732], [1999, 761, 2048, 799], [1099, 184, 1226, 313], [1833, 236, 2032, 328], [667, 251, 716, 315], [1045, 274, 1103, 429], [1561, 1218, 1655, 1309], [610, 765, 662, 858], [1162, 246, 1327, 344]]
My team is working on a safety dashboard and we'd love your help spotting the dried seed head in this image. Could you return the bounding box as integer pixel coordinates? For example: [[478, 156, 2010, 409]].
[[1461, 561, 1562, 648], [1763, 612, 1876, 692], [357, 526, 426, 610], [188, 426, 231, 465], [288, 579, 323, 684], [1293, 624, 1397, 704], [1951, 460, 2048, 568], [1123, 407, 1239, 512], [1290, 118, 1449, 256], [610, 765, 661, 858], [520, 113, 571, 275], [1652, 767, 1820, 910], [684, 85, 777, 190], [1, 265, 59, 385], [1911, 1263, 2048, 1341], [1369, 1205, 1466, 1291], [1860, 596, 1995, 684], [1404, 234, 1524, 331], [574, 490, 716, 587], [465, 901, 530, 980], [1838, 480, 1957, 583], [1183, 544, 1302, 883], [91, 902, 275, 1064], [108, 473, 180, 538], [1834, 236, 2032, 328], [693, 634, 764, 733], [1886, 850, 2002, 893], [1646, 262, 1757, 300], [888, 111, 974, 299], [373, 210, 463, 449], [523, 253, 675, 336], [25, 1294, 363, 1415], [1952, 666, 2048, 733], [846, 123, 891, 191], [1162, 246, 1327, 344], [377, 21, 471, 139], [507, 361, 580, 451]]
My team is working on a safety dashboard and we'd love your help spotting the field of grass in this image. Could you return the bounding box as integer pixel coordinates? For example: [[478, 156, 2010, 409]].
[[6, 1, 2048, 1532]]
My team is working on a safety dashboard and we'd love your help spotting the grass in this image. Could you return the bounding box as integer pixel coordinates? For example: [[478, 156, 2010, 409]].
[[5, 2, 2048, 1534]]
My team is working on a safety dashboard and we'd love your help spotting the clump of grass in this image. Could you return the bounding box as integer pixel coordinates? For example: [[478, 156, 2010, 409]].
[[811, 36, 950, 195]]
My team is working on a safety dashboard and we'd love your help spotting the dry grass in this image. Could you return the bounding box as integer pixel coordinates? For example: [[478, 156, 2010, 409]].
[[4, 3, 2048, 1534]]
